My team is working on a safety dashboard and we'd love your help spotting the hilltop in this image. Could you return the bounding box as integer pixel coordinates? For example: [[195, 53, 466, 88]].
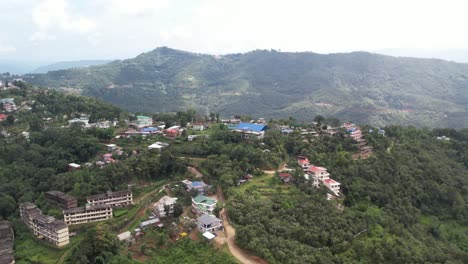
[[26, 47, 468, 128]]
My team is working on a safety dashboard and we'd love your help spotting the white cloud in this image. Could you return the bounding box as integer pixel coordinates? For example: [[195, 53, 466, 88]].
[[0, 44, 16, 54], [29, 31, 57, 42], [32, 0, 96, 35], [102, 0, 168, 16]]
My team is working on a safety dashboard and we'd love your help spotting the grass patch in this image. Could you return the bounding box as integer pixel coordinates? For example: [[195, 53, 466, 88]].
[[114, 208, 129, 217]]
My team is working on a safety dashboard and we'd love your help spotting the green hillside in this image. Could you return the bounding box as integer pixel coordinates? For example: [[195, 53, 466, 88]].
[[27, 47, 468, 127]]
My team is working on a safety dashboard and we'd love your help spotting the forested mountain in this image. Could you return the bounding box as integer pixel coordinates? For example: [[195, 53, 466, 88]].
[[31, 60, 113, 74], [26, 47, 468, 128]]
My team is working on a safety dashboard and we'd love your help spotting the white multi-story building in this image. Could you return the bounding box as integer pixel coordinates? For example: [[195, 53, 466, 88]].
[[154, 196, 178, 217], [192, 195, 217, 215], [19, 203, 69, 247], [297, 156, 311, 171], [323, 178, 341, 196], [63, 204, 113, 225], [304, 163, 341, 198], [86, 190, 133, 207]]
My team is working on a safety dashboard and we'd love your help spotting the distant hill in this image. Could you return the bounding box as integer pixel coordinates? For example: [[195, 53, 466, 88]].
[[31, 60, 113, 74], [26, 47, 468, 128]]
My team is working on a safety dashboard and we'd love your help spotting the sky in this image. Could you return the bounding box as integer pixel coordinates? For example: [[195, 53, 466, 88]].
[[1, 0, 468, 63]]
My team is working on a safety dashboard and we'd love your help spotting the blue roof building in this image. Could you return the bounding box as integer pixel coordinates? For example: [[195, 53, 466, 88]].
[[234, 123, 267, 140], [141, 127, 159, 133]]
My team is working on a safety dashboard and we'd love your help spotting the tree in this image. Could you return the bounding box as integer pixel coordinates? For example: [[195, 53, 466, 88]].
[[172, 203, 183, 218]]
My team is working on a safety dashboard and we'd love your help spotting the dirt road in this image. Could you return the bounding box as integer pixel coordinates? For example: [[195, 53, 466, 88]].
[[263, 163, 287, 174], [220, 209, 268, 264]]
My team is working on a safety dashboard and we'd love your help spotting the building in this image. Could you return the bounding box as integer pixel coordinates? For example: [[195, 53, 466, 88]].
[[182, 180, 209, 194], [45, 191, 78, 209], [135, 115, 153, 128], [297, 156, 311, 171], [0, 114, 7, 121], [359, 146, 373, 158], [305, 165, 341, 197], [322, 179, 341, 196], [0, 221, 14, 264], [63, 204, 113, 225], [148, 142, 169, 152], [86, 190, 133, 207], [117, 231, 134, 244], [154, 196, 178, 217], [197, 214, 223, 233], [19, 203, 69, 247], [68, 118, 89, 127], [68, 163, 81, 171], [140, 127, 159, 134], [233, 122, 267, 140], [192, 195, 217, 215], [140, 218, 162, 229], [106, 144, 117, 152], [279, 172, 292, 183], [192, 122, 205, 131]]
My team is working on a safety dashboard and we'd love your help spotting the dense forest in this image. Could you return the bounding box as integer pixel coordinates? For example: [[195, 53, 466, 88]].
[[225, 127, 468, 263], [26, 47, 468, 127]]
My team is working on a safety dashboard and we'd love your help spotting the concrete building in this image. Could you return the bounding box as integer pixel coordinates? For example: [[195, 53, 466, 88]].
[[19, 203, 69, 247], [192, 195, 217, 215], [87, 190, 133, 207], [154, 196, 178, 217], [45, 191, 78, 209], [0, 221, 14, 264], [197, 214, 223, 233], [63, 204, 113, 225]]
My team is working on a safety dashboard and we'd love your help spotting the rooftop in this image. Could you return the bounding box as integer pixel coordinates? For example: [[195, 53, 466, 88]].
[[323, 178, 340, 185], [193, 195, 216, 205], [63, 204, 112, 214], [309, 166, 327, 173], [87, 190, 131, 200], [198, 214, 221, 225], [235, 122, 266, 132]]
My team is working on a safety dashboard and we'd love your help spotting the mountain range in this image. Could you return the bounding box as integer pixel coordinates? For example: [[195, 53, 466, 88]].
[[25, 47, 468, 127]]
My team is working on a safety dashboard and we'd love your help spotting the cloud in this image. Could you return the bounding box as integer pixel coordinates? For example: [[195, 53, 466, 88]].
[[103, 0, 168, 16], [29, 31, 57, 42], [0, 44, 16, 54], [32, 0, 96, 34]]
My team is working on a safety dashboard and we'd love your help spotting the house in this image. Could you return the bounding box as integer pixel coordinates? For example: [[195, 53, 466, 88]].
[[106, 144, 117, 152], [305, 166, 341, 197], [323, 178, 341, 196], [135, 115, 153, 128], [63, 204, 113, 225], [239, 174, 253, 184], [360, 146, 373, 157], [103, 153, 115, 163], [117, 231, 134, 244], [233, 122, 267, 140], [192, 122, 206, 131], [182, 180, 209, 194], [68, 163, 81, 171], [148, 142, 169, 152], [140, 218, 162, 229], [307, 166, 330, 186], [165, 126, 183, 138], [45, 191, 78, 209], [140, 127, 159, 134], [86, 190, 133, 207], [297, 156, 311, 171], [192, 195, 217, 215], [279, 172, 292, 183], [0, 221, 14, 264], [0, 114, 7, 121], [197, 214, 223, 233], [154, 196, 178, 217], [437, 136, 450, 141], [68, 118, 89, 127], [19, 203, 69, 247], [346, 127, 362, 141]]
